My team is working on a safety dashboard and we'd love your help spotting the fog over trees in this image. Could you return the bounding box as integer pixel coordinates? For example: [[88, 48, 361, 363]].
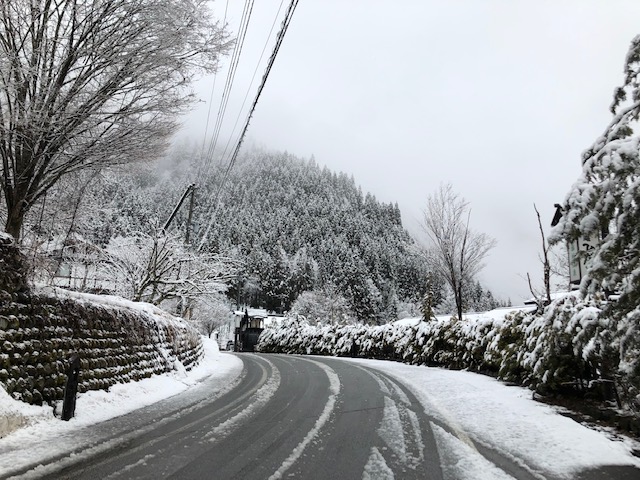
[[0, 1, 505, 328], [1, 138, 505, 327]]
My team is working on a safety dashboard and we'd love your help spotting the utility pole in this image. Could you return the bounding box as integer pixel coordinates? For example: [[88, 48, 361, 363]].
[[186, 185, 196, 245], [163, 183, 196, 244]]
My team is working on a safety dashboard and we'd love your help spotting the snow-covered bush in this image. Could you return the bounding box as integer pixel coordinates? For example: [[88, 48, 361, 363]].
[[289, 288, 356, 325], [257, 293, 640, 412]]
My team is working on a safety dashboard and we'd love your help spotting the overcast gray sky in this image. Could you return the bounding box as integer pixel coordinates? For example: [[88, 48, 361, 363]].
[[177, 0, 640, 304]]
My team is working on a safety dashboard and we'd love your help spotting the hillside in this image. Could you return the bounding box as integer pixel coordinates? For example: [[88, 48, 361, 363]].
[[18, 146, 437, 323], [194, 151, 433, 321]]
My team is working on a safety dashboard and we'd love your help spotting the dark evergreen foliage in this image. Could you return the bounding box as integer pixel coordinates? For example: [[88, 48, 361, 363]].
[[197, 151, 434, 321], [30, 146, 437, 322]]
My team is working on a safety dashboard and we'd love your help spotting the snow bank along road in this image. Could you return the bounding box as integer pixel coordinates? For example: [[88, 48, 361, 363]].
[[4, 354, 640, 480]]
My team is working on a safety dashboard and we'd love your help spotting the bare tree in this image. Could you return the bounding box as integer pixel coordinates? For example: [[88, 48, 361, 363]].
[[189, 293, 233, 338], [99, 230, 241, 306], [526, 204, 572, 310], [0, 0, 231, 240], [422, 184, 496, 321], [526, 204, 551, 310]]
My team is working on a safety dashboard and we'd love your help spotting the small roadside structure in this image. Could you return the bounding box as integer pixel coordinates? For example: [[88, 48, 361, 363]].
[[551, 203, 599, 288], [232, 308, 268, 352]]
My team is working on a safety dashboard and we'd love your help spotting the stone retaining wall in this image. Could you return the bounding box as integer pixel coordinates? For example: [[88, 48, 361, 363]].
[[0, 235, 203, 407]]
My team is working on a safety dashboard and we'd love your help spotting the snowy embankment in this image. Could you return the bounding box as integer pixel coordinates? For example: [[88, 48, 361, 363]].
[[352, 358, 640, 479], [0, 336, 243, 475], [258, 293, 640, 417]]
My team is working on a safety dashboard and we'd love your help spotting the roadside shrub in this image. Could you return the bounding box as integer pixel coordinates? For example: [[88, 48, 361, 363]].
[[257, 293, 640, 412]]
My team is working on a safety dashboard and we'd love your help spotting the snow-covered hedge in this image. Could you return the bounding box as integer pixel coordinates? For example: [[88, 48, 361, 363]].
[[257, 294, 639, 411]]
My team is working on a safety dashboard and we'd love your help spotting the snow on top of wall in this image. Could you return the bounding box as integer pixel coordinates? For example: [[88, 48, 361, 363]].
[[39, 286, 186, 328], [233, 308, 269, 318]]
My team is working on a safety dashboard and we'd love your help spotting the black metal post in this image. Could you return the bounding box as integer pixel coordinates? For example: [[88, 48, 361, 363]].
[[61, 353, 80, 421]]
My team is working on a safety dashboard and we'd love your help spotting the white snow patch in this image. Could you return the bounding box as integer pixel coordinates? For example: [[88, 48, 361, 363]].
[[356, 365, 392, 396], [378, 396, 407, 463], [116, 453, 157, 476], [0, 338, 243, 477], [268, 358, 340, 480], [362, 447, 394, 480], [387, 378, 411, 406], [432, 422, 515, 480], [0, 232, 13, 243]]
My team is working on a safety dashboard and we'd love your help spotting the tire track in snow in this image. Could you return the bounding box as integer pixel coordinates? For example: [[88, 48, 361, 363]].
[[378, 396, 407, 462], [268, 357, 340, 480], [365, 366, 545, 480], [431, 422, 515, 480], [204, 355, 280, 442], [355, 366, 431, 477]]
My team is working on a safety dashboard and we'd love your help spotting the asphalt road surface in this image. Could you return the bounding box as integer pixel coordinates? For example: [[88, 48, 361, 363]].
[[7, 354, 640, 480]]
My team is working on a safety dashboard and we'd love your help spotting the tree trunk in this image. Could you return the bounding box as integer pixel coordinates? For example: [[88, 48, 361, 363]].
[[454, 286, 462, 320], [4, 203, 24, 241]]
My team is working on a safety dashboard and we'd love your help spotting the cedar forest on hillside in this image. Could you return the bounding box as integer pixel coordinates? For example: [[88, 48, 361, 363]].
[[8, 144, 505, 327]]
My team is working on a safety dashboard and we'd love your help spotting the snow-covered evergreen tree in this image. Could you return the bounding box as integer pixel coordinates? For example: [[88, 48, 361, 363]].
[[551, 35, 640, 383]]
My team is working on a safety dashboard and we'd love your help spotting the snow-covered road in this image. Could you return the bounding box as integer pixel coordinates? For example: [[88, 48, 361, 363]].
[[1, 340, 640, 479]]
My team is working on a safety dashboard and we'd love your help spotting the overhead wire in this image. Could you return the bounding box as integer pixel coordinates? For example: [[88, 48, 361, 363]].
[[198, 0, 301, 252], [199, 0, 231, 162], [217, 0, 286, 165], [192, 0, 255, 241], [203, 0, 255, 171], [220, 0, 300, 178]]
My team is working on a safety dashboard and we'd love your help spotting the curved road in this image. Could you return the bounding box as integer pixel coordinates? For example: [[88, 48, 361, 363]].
[[7, 354, 640, 480]]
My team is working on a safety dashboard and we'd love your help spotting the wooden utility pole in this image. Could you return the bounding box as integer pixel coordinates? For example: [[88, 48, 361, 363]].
[[163, 183, 196, 243], [186, 185, 196, 245]]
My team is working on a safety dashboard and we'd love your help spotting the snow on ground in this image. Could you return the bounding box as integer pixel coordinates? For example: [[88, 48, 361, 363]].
[[344, 357, 640, 479], [393, 305, 537, 327], [3, 342, 640, 478], [0, 337, 243, 476]]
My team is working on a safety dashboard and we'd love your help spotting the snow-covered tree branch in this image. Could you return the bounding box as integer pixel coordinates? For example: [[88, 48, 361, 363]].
[[0, 0, 231, 240], [550, 35, 640, 398], [98, 230, 241, 306]]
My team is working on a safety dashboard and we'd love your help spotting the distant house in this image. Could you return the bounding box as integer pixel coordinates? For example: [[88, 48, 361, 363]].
[[40, 234, 113, 294], [233, 308, 266, 352], [218, 308, 284, 352]]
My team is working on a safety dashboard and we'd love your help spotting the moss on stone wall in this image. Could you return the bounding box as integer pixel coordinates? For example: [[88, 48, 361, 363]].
[[0, 238, 203, 406]]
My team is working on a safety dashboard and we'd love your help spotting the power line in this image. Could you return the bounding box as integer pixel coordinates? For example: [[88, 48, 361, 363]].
[[203, 0, 255, 171], [197, 0, 301, 252], [200, 0, 230, 161], [218, 0, 286, 165], [221, 0, 300, 177]]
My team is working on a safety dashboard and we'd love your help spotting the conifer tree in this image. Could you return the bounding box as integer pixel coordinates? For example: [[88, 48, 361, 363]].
[[551, 35, 640, 379]]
